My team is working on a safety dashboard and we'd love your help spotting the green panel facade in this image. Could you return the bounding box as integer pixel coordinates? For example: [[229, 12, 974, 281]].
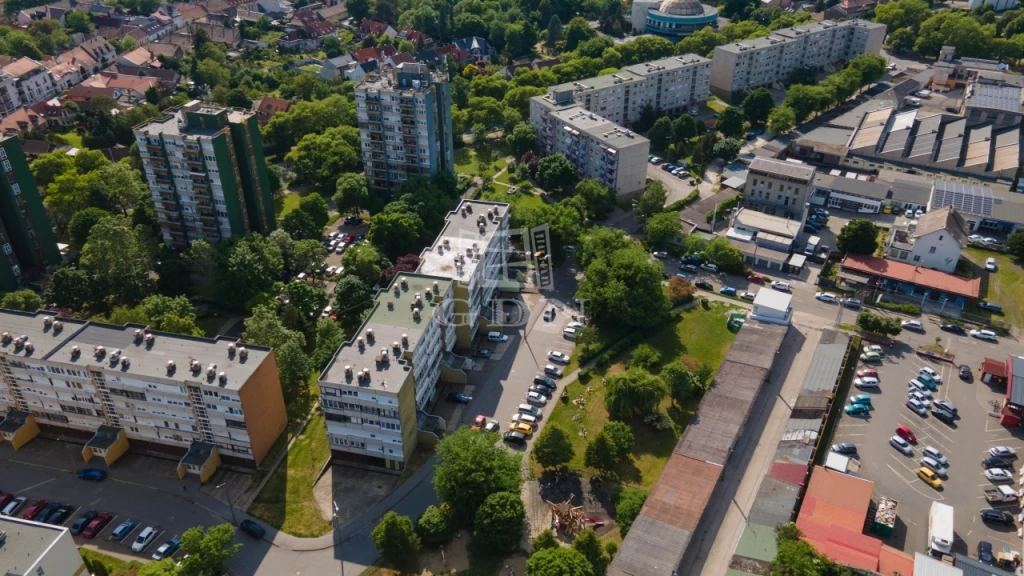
[[210, 133, 250, 237], [0, 137, 60, 292], [228, 114, 275, 234]]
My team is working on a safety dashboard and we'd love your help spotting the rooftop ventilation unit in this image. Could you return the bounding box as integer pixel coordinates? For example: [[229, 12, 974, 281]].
[[402, 334, 408, 346], [218, 372, 227, 383], [71, 345, 80, 357], [1, 332, 10, 344], [239, 347, 248, 359], [134, 329, 144, 341], [145, 333, 154, 345], [167, 360, 176, 372], [24, 342, 33, 353], [43, 317, 53, 327], [121, 357, 130, 368], [95, 345, 105, 357]]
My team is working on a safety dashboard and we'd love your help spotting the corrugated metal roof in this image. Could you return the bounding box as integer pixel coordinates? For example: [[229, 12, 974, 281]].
[[932, 180, 994, 217], [1008, 356, 1024, 406], [799, 339, 849, 392], [608, 515, 692, 576], [937, 119, 967, 163], [768, 461, 809, 486], [747, 476, 800, 527], [915, 552, 962, 576], [955, 553, 1015, 576], [966, 82, 1023, 114]]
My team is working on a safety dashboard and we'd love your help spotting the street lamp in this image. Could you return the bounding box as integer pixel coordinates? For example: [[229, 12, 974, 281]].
[[216, 482, 238, 525], [56, 435, 76, 473], [333, 500, 340, 532]]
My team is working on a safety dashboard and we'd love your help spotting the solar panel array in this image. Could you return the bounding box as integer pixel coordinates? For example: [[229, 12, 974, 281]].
[[931, 180, 994, 216]]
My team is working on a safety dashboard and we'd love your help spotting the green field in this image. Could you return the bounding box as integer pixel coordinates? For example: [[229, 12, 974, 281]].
[[454, 147, 508, 178], [80, 548, 144, 574], [964, 247, 1023, 327], [275, 193, 302, 220]]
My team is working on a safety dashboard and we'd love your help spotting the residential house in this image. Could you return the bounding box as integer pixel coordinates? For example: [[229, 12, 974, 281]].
[[66, 72, 158, 105], [885, 205, 969, 273], [131, 16, 174, 42], [0, 107, 46, 136], [352, 45, 396, 65], [279, 20, 336, 51], [157, 4, 186, 29], [72, 36, 118, 70], [315, 2, 347, 21], [237, 8, 265, 22], [453, 36, 491, 61], [191, 18, 243, 47], [200, 0, 245, 17], [118, 47, 155, 68], [257, 0, 294, 18], [2, 59, 58, 111], [359, 19, 397, 39], [434, 43, 470, 65], [414, 49, 443, 68], [42, 58, 84, 91], [253, 96, 291, 125], [20, 139, 55, 159], [387, 52, 415, 67], [111, 64, 181, 87], [397, 28, 432, 49], [320, 53, 354, 79], [146, 42, 185, 60], [30, 99, 75, 129], [17, 4, 68, 26], [172, 2, 209, 23]]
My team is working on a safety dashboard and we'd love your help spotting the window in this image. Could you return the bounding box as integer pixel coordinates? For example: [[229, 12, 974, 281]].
[[928, 246, 936, 254], [913, 255, 921, 262]]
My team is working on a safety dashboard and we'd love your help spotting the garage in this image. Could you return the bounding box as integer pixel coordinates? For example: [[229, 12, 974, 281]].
[[821, 175, 889, 215]]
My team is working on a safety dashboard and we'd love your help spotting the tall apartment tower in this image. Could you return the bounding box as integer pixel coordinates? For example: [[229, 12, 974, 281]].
[[355, 62, 454, 194], [0, 136, 61, 292], [134, 102, 275, 249]]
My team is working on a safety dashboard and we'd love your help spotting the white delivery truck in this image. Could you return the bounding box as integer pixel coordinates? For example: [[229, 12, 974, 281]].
[[928, 502, 954, 556], [804, 236, 821, 256]]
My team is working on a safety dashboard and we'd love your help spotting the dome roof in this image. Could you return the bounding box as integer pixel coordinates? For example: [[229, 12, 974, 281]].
[[659, 0, 705, 16]]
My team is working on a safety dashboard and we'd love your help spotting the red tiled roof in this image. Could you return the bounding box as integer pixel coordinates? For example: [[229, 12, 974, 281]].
[[840, 254, 981, 299], [258, 96, 290, 115], [796, 466, 880, 571], [767, 462, 808, 487], [359, 19, 391, 36], [877, 545, 915, 576], [389, 52, 414, 66], [981, 358, 1007, 378], [352, 45, 395, 64]]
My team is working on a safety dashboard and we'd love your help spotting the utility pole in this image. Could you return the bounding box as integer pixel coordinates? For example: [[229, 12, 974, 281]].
[[216, 482, 238, 525], [57, 435, 76, 473]]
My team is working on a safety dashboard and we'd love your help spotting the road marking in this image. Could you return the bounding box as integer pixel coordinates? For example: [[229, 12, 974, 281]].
[[139, 528, 164, 553], [120, 522, 142, 546], [886, 462, 945, 501], [16, 478, 55, 493], [61, 505, 79, 527]]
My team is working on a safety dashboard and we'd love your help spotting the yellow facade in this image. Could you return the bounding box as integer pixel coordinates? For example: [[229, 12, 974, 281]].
[[2, 414, 39, 450]]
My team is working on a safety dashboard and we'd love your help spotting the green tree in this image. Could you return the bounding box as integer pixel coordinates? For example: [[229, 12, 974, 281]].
[[604, 369, 667, 419], [873, 0, 930, 31], [93, 162, 147, 215], [635, 180, 667, 222], [281, 210, 321, 241], [572, 530, 609, 576], [503, 86, 546, 117], [532, 529, 560, 554], [69, 207, 112, 249], [285, 126, 360, 195], [713, 138, 742, 162], [672, 114, 698, 142], [767, 105, 797, 135], [675, 26, 725, 57], [276, 339, 311, 392], [342, 245, 389, 287], [372, 512, 421, 566], [576, 178, 615, 219], [417, 504, 452, 544], [645, 211, 681, 246], [527, 547, 595, 576], [367, 209, 424, 261], [177, 523, 241, 576], [46, 268, 92, 311], [348, 0, 370, 21], [533, 424, 575, 469], [888, 28, 915, 52], [771, 523, 848, 576], [474, 492, 526, 552], [856, 310, 902, 337], [284, 281, 328, 318], [243, 304, 305, 349], [333, 275, 374, 326], [584, 431, 620, 473], [648, 116, 673, 150], [715, 106, 744, 138], [628, 343, 661, 370], [80, 216, 153, 306], [601, 421, 635, 457], [65, 10, 93, 32], [136, 558, 179, 575], [663, 363, 698, 406], [30, 150, 74, 187], [506, 122, 538, 157], [299, 194, 330, 229], [742, 88, 774, 127], [563, 16, 596, 51], [537, 153, 577, 191], [311, 317, 344, 371], [222, 235, 284, 308], [575, 243, 670, 329], [835, 218, 879, 255], [548, 14, 564, 44], [1006, 231, 1024, 260], [290, 239, 327, 276], [433, 427, 522, 522], [703, 236, 745, 274], [615, 489, 648, 536], [333, 174, 370, 216], [0, 289, 42, 311]]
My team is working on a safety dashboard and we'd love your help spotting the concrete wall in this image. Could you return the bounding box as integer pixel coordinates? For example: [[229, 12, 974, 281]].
[[239, 350, 288, 466]]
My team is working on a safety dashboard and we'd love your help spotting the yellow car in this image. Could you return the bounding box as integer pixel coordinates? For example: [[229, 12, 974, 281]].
[[916, 467, 943, 489], [509, 421, 534, 435]]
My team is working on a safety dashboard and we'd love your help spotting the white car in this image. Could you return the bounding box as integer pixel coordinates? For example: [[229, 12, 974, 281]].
[[1, 496, 26, 516], [914, 209, 924, 218], [325, 266, 336, 275], [922, 446, 948, 466], [567, 321, 585, 330], [863, 345, 883, 354], [920, 456, 947, 477], [320, 305, 333, 318], [771, 281, 790, 292], [511, 413, 538, 424], [969, 234, 984, 243], [907, 380, 933, 398], [901, 320, 924, 331], [906, 398, 927, 416], [548, 351, 570, 364], [986, 258, 997, 271], [652, 251, 668, 259], [132, 526, 157, 552], [526, 391, 548, 406], [991, 446, 1017, 459], [970, 329, 998, 342], [920, 367, 942, 383], [854, 376, 879, 389], [815, 292, 838, 303], [700, 263, 718, 272], [889, 436, 913, 455], [908, 390, 931, 407], [986, 468, 1014, 482]]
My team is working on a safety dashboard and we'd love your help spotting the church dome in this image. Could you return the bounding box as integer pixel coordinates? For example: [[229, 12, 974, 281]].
[[658, 0, 705, 16]]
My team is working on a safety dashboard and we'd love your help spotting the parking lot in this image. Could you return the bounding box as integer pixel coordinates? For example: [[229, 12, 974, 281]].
[[831, 315, 1024, 559]]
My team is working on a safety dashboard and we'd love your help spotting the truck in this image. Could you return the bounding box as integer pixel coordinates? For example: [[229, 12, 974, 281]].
[[804, 235, 821, 256], [928, 502, 954, 556], [984, 485, 1019, 503], [871, 496, 897, 537]]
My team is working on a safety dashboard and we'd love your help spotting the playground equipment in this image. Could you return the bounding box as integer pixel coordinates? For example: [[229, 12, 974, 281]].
[[547, 496, 587, 537]]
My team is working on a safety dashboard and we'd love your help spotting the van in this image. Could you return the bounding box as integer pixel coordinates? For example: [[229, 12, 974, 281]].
[[970, 329, 997, 341], [487, 331, 509, 342], [563, 328, 577, 340], [517, 404, 541, 418]]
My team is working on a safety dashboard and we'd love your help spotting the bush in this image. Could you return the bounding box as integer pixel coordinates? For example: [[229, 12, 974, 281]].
[[664, 188, 701, 212], [701, 298, 710, 309], [875, 300, 921, 316], [706, 194, 743, 224], [643, 412, 672, 430], [417, 505, 452, 544], [474, 492, 526, 552], [615, 489, 649, 536], [856, 310, 902, 336], [604, 542, 618, 558]]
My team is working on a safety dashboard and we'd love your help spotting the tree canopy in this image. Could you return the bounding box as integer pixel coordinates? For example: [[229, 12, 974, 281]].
[[433, 427, 522, 522], [836, 219, 879, 255]]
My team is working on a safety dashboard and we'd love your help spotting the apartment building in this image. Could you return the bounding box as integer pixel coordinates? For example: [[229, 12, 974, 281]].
[[0, 136, 62, 293], [745, 157, 817, 221], [530, 91, 650, 197], [354, 62, 454, 194], [0, 310, 287, 480], [710, 19, 886, 99], [0, 58, 58, 114], [134, 102, 275, 249], [546, 54, 711, 125], [0, 516, 87, 576], [320, 199, 509, 472]]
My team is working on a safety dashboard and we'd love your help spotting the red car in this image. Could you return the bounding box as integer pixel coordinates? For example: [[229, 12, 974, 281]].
[[896, 425, 916, 443], [471, 415, 486, 431], [747, 274, 765, 284], [82, 512, 113, 538], [857, 368, 879, 379], [0, 491, 12, 509], [23, 499, 48, 520], [341, 234, 355, 244]]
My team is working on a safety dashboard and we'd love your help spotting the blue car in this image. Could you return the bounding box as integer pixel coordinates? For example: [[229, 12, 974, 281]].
[[719, 286, 737, 296], [803, 224, 819, 234], [111, 519, 137, 541], [661, 164, 673, 171], [675, 272, 688, 279], [681, 256, 700, 265], [239, 519, 266, 539], [446, 392, 472, 404], [845, 404, 870, 416], [78, 468, 107, 481], [745, 132, 756, 141], [152, 537, 181, 560]]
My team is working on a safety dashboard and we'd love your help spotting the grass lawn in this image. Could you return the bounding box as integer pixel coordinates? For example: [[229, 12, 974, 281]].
[[964, 247, 1022, 327], [873, 227, 889, 258], [705, 96, 728, 113], [454, 146, 508, 178], [536, 302, 739, 486], [479, 186, 546, 212], [495, 169, 515, 185], [80, 548, 144, 574], [61, 131, 83, 148], [275, 193, 302, 220]]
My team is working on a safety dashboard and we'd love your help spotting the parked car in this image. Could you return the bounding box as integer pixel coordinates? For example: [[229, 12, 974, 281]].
[[695, 280, 713, 290], [1, 496, 26, 516], [860, 351, 882, 363], [747, 274, 765, 284], [982, 456, 1013, 470], [980, 509, 1015, 525], [815, 292, 838, 303], [845, 403, 869, 416], [863, 345, 883, 354], [889, 436, 913, 455], [740, 291, 756, 301], [152, 537, 181, 561], [474, 349, 492, 358], [82, 513, 113, 538], [512, 413, 538, 425], [22, 499, 49, 521], [841, 295, 860, 307], [111, 519, 137, 540], [701, 263, 718, 272], [896, 425, 916, 443], [986, 258, 997, 271], [920, 367, 942, 383], [239, 519, 266, 539], [908, 390, 931, 407], [906, 398, 927, 416], [132, 526, 158, 552], [45, 506, 72, 526], [70, 510, 98, 535], [978, 302, 1003, 312], [920, 456, 947, 477], [803, 224, 820, 234], [518, 404, 542, 418], [527, 391, 548, 406], [445, 392, 472, 404], [959, 364, 972, 380], [509, 421, 534, 435], [77, 467, 107, 481], [923, 447, 948, 466], [939, 323, 965, 334], [978, 541, 995, 565], [970, 329, 998, 341], [720, 286, 737, 296], [487, 331, 509, 342], [857, 368, 879, 378], [831, 442, 857, 454], [652, 251, 668, 259], [986, 468, 1013, 482], [548, 351, 570, 364], [771, 281, 790, 292], [544, 364, 564, 378], [916, 467, 942, 488], [681, 264, 698, 273], [991, 446, 1017, 459], [907, 380, 933, 397], [484, 420, 500, 432], [850, 394, 872, 407], [503, 431, 526, 445], [854, 376, 879, 389], [529, 384, 552, 398], [563, 328, 577, 340], [901, 320, 924, 331]]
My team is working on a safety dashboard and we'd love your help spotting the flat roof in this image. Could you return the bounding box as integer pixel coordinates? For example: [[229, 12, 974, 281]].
[[931, 180, 994, 217], [827, 175, 890, 200], [563, 69, 643, 92], [48, 324, 273, 391], [734, 208, 802, 238], [0, 516, 70, 575], [752, 288, 791, 312], [749, 157, 815, 181], [850, 107, 892, 151], [621, 54, 709, 77], [966, 81, 1023, 114], [548, 107, 650, 150], [936, 118, 966, 163], [417, 199, 509, 281], [322, 273, 454, 389], [0, 310, 88, 359], [907, 114, 941, 161], [1008, 356, 1024, 407], [840, 254, 981, 298]]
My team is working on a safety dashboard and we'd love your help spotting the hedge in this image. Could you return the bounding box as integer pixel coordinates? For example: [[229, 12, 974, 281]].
[[664, 189, 702, 213], [706, 194, 743, 224], [874, 300, 921, 316]]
